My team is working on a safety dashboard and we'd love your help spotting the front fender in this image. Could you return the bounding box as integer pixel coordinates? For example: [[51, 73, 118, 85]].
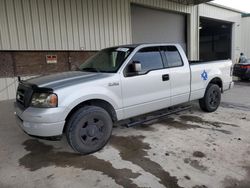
[[56, 85, 123, 120]]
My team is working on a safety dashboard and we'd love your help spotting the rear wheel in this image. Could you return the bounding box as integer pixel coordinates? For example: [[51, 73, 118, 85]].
[[66, 106, 113, 154], [199, 84, 221, 112]]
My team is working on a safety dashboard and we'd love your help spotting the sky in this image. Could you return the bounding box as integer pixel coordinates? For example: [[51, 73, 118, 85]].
[[212, 0, 250, 13]]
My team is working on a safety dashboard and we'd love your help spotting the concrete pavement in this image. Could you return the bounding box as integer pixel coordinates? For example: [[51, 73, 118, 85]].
[[0, 82, 250, 188]]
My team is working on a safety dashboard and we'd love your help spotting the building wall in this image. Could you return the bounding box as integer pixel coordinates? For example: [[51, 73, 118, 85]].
[[0, 0, 199, 56], [0, 51, 96, 77], [0, 0, 200, 101], [0, 0, 132, 51], [0, 0, 246, 101], [0, 76, 35, 101], [199, 3, 242, 63], [131, 0, 199, 60], [0, 51, 96, 101], [241, 17, 250, 58]]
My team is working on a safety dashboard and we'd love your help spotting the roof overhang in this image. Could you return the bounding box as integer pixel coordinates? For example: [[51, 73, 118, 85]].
[[167, 0, 212, 5]]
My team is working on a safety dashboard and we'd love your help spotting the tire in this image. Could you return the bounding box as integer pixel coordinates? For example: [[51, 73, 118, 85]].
[[199, 84, 221, 112], [66, 106, 113, 154]]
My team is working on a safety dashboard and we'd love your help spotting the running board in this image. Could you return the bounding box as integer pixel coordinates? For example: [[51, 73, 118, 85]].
[[125, 105, 192, 128]]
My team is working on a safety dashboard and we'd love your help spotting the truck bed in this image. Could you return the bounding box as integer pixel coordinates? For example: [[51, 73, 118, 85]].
[[189, 60, 230, 65]]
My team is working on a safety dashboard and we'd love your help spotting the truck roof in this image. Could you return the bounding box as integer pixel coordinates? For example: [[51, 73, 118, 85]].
[[111, 43, 179, 49]]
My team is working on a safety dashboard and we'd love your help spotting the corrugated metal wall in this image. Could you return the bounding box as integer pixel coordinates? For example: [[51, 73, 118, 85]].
[[0, 0, 199, 52], [0, 0, 132, 51], [241, 17, 250, 58], [199, 3, 242, 22], [131, 0, 193, 13], [0, 76, 35, 101], [131, 0, 199, 60]]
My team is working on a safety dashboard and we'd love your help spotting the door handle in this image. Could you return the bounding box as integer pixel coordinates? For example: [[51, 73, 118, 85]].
[[162, 74, 169, 81]]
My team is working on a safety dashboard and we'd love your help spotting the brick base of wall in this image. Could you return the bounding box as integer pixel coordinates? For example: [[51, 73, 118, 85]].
[[0, 51, 96, 77]]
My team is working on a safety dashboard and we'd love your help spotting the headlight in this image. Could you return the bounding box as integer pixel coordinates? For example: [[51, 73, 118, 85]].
[[31, 93, 58, 108]]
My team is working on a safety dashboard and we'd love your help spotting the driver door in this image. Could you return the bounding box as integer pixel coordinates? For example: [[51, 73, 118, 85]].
[[121, 47, 171, 119]]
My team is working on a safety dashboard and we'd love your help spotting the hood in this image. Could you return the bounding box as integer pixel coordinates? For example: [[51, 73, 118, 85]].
[[26, 71, 112, 89]]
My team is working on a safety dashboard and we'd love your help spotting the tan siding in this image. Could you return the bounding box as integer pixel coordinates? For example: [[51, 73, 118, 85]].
[[30, 0, 43, 50], [131, 0, 198, 60], [76, 0, 85, 49], [37, 0, 49, 49], [58, 0, 68, 50], [199, 3, 241, 22], [65, 0, 74, 49], [23, 0, 35, 49], [71, 0, 80, 50], [6, 0, 19, 49], [0, 0, 131, 51], [51, 0, 62, 50], [241, 17, 250, 58], [131, 0, 193, 13], [0, 76, 35, 101], [0, 0, 199, 56], [0, 0, 11, 49]]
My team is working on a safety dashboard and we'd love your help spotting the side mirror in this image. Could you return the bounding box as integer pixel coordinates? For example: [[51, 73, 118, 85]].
[[131, 61, 142, 72]]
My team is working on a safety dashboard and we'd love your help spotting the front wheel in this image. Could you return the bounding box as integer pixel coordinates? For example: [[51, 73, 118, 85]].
[[199, 84, 221, 112], [66, 106, 113, 154]]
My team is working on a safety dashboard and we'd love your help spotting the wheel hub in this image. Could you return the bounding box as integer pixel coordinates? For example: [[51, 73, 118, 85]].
[[210, 90, 219, 106], [86, 125, 98, 137]]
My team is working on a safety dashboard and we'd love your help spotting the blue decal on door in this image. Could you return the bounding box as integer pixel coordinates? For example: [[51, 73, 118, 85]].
[[201, 70, 208, 81]]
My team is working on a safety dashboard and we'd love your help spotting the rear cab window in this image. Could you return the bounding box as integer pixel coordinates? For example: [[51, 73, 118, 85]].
[[162, 46, 184, 68]]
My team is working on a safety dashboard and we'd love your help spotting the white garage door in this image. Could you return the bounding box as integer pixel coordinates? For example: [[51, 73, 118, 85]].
[[131, 4, 187, 52]]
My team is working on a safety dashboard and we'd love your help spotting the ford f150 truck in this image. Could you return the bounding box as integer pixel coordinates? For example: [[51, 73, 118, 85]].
[[15, 43, 234, 154]]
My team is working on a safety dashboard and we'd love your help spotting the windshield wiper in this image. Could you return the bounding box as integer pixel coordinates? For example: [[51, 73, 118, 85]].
[[81, 67, 100, 73]]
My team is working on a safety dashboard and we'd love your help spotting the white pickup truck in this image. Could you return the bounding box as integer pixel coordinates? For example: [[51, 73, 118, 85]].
[[15, 43, 233, 154]]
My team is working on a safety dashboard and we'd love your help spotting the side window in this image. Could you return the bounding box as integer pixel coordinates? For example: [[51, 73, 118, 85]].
[[164, 46, 183, 68], [128, 47, 163, 75]]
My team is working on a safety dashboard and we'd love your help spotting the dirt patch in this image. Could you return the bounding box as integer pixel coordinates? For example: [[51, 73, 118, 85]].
[[223, 166, 250, 188], [46, 174, 54, 179], [184, 158, 208, 171], [184, 175, 191, 180], [110, 135, 183, 188], [192, 185, 208, 188], [193, 151, 206, 158], [221, 102, 250, 112], [19, 139, 140, 188], [180, 115, 237, 128], [132, 123, 157, 132], [158, 117, 232, 135], [158, 117, 202, 130]]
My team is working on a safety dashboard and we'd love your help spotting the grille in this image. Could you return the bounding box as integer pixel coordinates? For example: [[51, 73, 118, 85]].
[[16, 88, 25, 105], [16, 82, 33, 109]]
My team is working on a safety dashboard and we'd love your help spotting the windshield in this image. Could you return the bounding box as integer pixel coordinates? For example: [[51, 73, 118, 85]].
[[80, 47, 134, 73]]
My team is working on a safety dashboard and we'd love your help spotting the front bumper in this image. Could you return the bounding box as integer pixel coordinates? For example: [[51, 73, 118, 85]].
[[14, 102, 65, 137]]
